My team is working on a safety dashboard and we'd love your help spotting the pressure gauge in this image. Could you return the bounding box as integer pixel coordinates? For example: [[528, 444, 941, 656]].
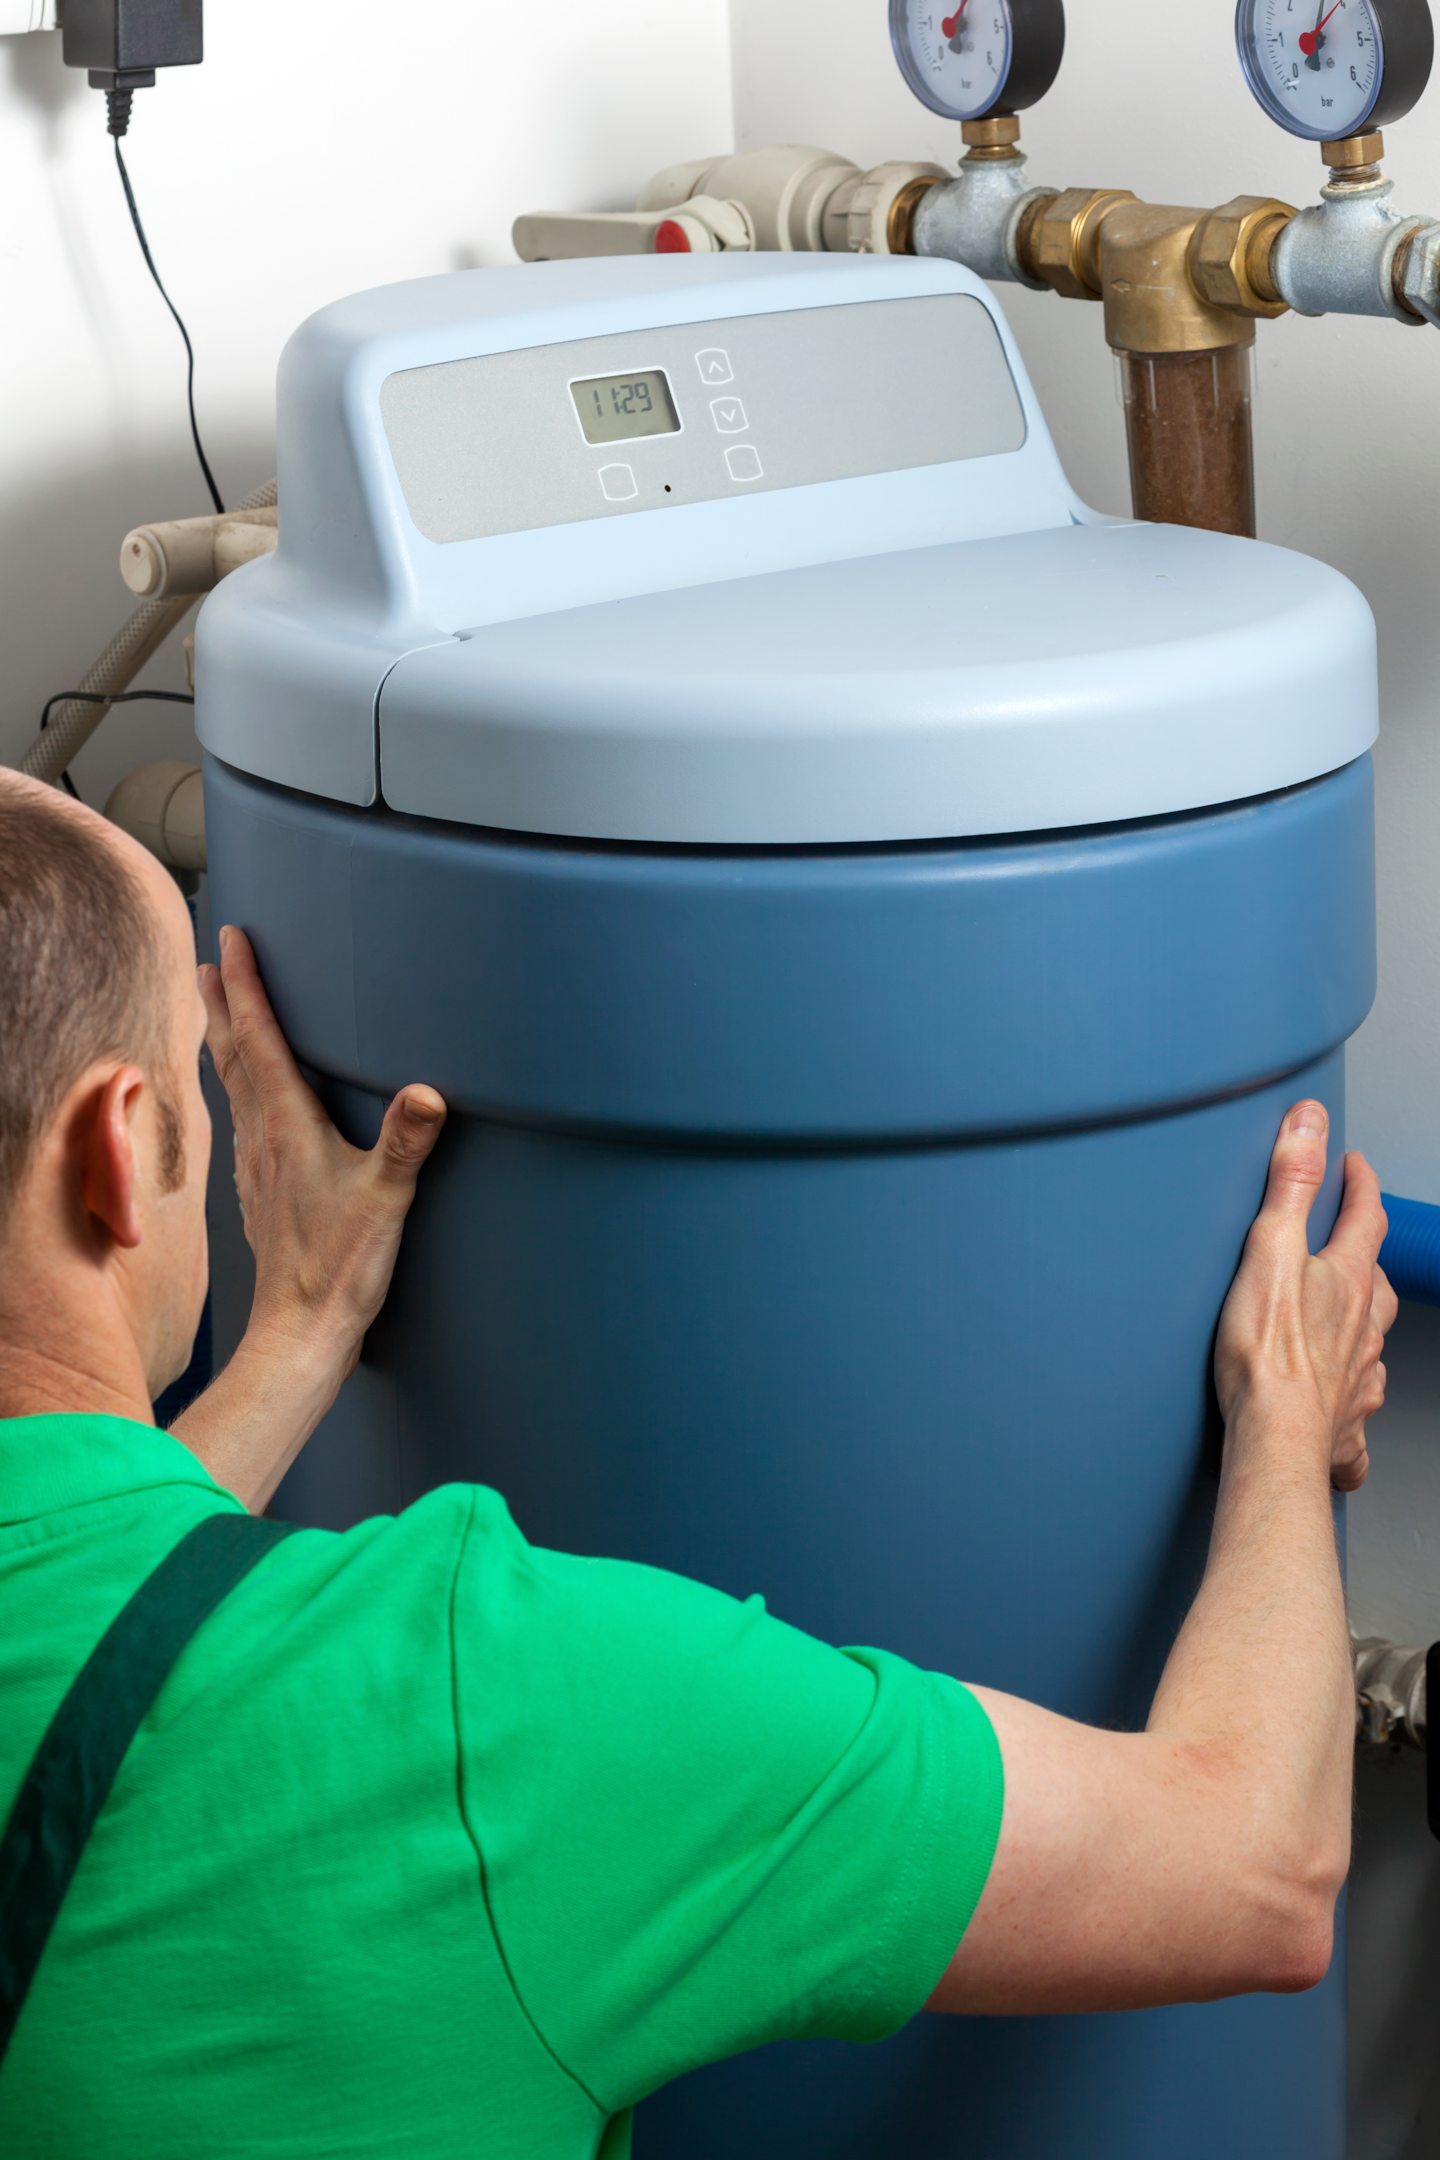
[[1235, 0, 1433, 141], [889, 0, 1065, 123]]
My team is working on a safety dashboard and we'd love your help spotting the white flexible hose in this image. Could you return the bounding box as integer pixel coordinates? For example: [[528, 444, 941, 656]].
[[18, 476, 278, 789]]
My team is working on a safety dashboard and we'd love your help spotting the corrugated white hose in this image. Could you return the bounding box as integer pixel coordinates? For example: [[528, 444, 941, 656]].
[[19, 476, 278, 788]]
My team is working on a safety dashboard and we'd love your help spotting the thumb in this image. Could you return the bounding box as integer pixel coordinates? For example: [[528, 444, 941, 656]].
[[1254, 1100, 1329, 1243], [373, 1085, 448, 1188]]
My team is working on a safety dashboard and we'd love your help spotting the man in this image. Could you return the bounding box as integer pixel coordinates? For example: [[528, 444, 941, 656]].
[[0, 767, 1394, 2153]]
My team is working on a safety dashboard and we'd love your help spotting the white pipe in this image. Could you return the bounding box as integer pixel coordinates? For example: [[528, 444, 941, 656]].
[[103, 759, 206, 873], [121, 505, 278, 599], [17, 477, 277, 789]]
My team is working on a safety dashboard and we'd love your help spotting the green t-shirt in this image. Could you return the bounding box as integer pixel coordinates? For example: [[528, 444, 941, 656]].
[[0, 1415, 1002, 2157]]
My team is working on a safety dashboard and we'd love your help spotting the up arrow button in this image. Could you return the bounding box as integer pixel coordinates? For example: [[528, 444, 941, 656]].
[[695, 347, 734, 385]]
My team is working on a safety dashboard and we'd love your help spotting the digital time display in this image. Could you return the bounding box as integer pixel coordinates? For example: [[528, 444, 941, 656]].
[[570, 369, 680, 445]]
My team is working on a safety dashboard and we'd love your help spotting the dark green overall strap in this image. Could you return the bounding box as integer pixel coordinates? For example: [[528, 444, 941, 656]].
[[0, 1510, 297, 2069]]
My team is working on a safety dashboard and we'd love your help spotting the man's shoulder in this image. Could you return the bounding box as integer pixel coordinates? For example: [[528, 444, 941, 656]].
[[129, 1485, 531, 1769], [247, 1479, 521, 1631]]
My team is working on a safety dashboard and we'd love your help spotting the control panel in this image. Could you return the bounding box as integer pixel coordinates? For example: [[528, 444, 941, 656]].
[[379, 295, 1026, 544]]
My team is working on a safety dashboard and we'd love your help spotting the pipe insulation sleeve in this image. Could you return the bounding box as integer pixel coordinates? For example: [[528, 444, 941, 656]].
[[17, 477, 278, 789], [1379, 1193, 1440, 1306]]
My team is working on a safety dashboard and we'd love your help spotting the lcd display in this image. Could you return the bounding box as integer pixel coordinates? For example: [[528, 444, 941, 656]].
[[570, 369, 680, 445]]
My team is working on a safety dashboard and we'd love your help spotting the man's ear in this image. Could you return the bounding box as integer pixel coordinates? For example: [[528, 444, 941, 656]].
[[77, 1066, 147, 1251]]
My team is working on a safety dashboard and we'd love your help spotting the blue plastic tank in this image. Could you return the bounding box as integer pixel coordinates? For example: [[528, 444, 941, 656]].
[[199, 252, 1378, 2160]]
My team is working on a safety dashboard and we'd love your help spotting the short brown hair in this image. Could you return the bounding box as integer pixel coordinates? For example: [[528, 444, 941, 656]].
[[0, 777, 181, 1225]]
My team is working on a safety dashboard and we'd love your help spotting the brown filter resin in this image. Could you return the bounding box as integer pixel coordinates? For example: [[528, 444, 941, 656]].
[[1120, 345, 1256, 538]]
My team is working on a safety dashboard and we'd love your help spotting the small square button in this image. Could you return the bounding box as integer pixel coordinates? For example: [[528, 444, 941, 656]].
[[724, 444, 763, 483], [710, 396, 748, 434], [695, 348, 734, 385], [598, 463, 638, 502]]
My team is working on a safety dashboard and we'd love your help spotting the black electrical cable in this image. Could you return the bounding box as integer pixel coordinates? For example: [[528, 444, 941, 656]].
[[105, 96, 225, 517], [40, 689, 196, 731], [38, 688, 197, 802]]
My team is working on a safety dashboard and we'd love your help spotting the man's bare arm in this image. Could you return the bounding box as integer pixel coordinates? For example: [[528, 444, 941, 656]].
[[171, 926, 446, 1511], [928, 1102, 1393, 2015]]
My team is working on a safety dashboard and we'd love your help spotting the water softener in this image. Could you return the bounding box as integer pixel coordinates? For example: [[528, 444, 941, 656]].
[[199, 252, 1376, 2160]]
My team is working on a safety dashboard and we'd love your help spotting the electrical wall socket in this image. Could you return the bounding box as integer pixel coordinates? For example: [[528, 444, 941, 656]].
[[0, 0, 61, 31]]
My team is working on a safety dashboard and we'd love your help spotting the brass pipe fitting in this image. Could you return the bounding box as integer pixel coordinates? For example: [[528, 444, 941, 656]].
[[1018, 185, 1297, 347], [1026, 187, 1137, 300], [1100, 203, 1257, 355], [1011, 192, 1059, 279], [1391, 225, 1430, 319], [960, 114, 1023, 161], [1189, 196, 1296, 320], [1322, 129, 1385, 188], [887, 175, 943, 255]]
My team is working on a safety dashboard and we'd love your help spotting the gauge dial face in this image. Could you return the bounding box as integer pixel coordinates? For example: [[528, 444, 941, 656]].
[[1236, 0, 1382, 138], [890, 0, 1015, 121]]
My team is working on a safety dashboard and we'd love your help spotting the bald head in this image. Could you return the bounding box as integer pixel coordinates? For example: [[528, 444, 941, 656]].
[[0, 771, 186, 1231]]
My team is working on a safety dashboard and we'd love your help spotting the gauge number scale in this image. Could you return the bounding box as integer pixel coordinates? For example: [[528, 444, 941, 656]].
[[890, 0, 1064, 122], [1242, 0, 1378, 136], [893, 0, 1013, 119], [1236, 0, 1433, 140]]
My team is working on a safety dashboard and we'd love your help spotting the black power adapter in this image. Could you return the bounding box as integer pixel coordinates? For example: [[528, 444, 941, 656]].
[[63, 0, 202, 134]]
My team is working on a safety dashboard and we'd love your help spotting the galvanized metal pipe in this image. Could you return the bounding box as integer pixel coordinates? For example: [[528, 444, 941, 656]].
[[1354, 1635, 1428, 1749]]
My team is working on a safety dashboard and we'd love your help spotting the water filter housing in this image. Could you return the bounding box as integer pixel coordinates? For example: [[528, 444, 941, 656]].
[[199, 251, 1378, 2160]]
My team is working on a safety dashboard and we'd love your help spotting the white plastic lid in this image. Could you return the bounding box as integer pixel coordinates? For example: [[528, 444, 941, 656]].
[[376, 518, 1376, 843]]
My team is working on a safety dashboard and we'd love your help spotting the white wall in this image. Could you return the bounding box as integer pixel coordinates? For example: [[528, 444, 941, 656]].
[[0, 0, 734, 807]]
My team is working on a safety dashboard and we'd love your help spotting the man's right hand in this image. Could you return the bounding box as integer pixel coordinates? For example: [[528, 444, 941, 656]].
[[1214, 1101, 1395, 1493], [171, 925, 446, 1511]]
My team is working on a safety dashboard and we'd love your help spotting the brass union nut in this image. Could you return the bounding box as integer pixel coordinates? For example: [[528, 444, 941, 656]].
[[960, 114, 1022, 160], [1189, 195, 1296, 320], [1031, 188, 1137, 301], [1323, 129, 1385, 171]]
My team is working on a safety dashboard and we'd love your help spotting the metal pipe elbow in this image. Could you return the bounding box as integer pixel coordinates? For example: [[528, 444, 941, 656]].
[[1270, 180, 1429, 323], [910, 156, 1057, 286]]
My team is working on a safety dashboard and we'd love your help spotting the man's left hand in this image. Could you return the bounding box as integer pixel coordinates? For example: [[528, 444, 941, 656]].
[[172, 925, 446, 1510]]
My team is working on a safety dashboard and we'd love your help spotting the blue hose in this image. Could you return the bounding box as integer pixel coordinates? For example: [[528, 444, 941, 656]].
[[1380, 1194, 1440, 1307]]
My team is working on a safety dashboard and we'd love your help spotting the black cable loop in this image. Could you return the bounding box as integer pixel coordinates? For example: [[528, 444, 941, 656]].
[[40, 688, 196, 732]]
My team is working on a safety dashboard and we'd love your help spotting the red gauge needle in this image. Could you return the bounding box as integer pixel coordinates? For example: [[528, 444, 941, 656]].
[[1299, 1, 1344, 56], [941, 0, 968, 39]]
